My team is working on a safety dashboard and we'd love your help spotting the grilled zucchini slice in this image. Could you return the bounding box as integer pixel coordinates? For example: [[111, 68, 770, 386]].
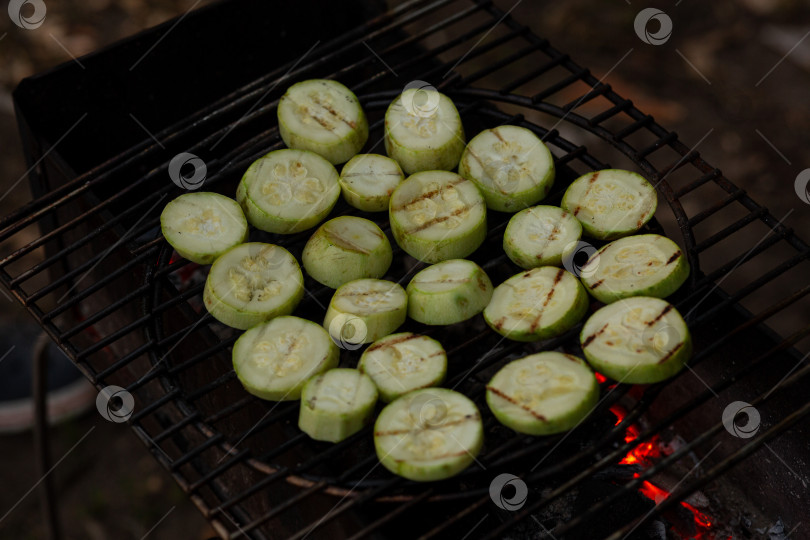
[[406, 259, 493, 325], [203, 242, 304, 330], [581, 234, 689, 303], [384, 87, 465, 174], [277, 79, 368, 165], [503, 205, 582, 269], [358, 332, 447, 402], [457, 125, 555, 212], [299, 368, 378, 442], [486, 352, 599, 435], [389, 170, 486, 263], [232, 316, 339, 401], [483, 267, 588, 342], [160, 192, 248, 265], [561, 169, 657, 240], [580, 296, 691, 384], [236, 149, 340, 234], [339, 153, 405, 212], [302, 216, 393, 289], [324, 279, 407, 347], [374, 388, 483, 481]]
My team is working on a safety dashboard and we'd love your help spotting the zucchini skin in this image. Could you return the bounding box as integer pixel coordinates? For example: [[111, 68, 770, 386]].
[[383, 90, 465, 175], [373, 388, 483, 481], [581, 235, 690, 304], [486, 353, 599, 435], [358, 332, 447, 402], [581, 327, 692, 384], [323, 279, 408, 345], [502, 205, 582, 269], [160, 192, 249, 265], [390, 215, 487, 264], [298, 369, 378, 442], [302, 217, 393, 289], [406, 260, 493, 325], [388, 171, 487, 264], [457, 126, 555, 213], [232, 316, 339, 401], [483, 269, 589, 342], [339, 153, 404, 212], [236, 149, 340, 234], [384, 126, 465, 174], [561, 169, 657, 240], [579, 298, 692, 384], [203, 243, 304, 330], [278, 79, 368, 165]]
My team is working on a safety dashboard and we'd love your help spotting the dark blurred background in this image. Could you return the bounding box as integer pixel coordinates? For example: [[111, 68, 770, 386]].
[[0, 0, 808, 538]]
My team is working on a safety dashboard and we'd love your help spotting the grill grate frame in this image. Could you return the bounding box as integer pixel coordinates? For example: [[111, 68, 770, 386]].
[[2, 0, 810, 538]]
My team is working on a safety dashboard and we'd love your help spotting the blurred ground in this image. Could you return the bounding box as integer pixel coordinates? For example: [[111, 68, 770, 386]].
[[1, 3, 219, 539], [0, 0, 809, 539]]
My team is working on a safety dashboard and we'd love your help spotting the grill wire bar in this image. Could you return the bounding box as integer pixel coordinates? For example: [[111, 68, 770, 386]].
[[2, 0, 809, 538]]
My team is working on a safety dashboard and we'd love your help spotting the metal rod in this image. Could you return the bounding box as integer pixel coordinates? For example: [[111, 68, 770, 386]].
[[33, 332, 63, 540]]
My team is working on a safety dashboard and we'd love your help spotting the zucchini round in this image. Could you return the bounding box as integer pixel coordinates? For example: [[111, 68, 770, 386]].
[[374, 388, 483, 481], [458, 125, 555, 212], [561, 169, 657, 240], [339, 153, 404, 212], [160, 192, 248, 265], [203, 242, 304, 330], [483, 266, 588, 342], [486, 352, 599, 435], [389, 170, 486, 263], [384, 86, 465, 174], [358, 332, 447, 402], [580, 296, 692, 384], [302, 216, 393, 289], [236, 149, 340, 234], [298, 368, 378, 442], [503, 205, 582, 269], [581, 234, 689, 303], [406, 259, 493, 325], [277, 79, 368, 165], [232, 315, 339, 401], [324, 279, 408, 347]]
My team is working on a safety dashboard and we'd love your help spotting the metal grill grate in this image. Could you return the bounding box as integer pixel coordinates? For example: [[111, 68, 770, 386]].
[[3, 0, 810, 538]]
